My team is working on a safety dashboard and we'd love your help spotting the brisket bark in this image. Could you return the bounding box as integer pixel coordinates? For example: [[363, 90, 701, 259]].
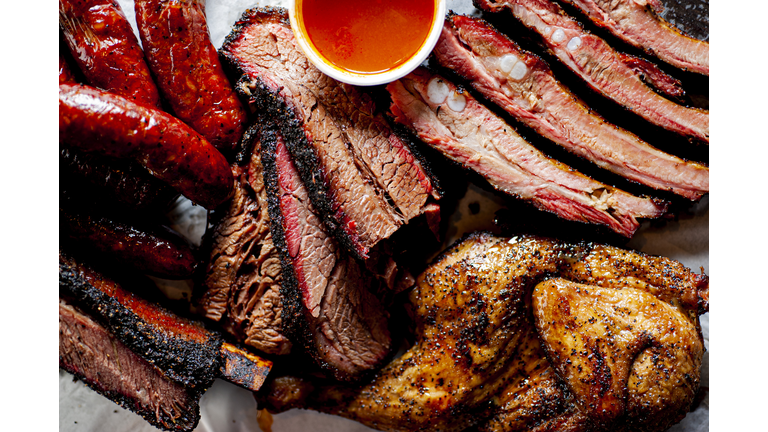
[[557, 0, 709, 74], [258, 121, 392, 381], [60, 250, 272, 428], [198, 124, 292, 356], [473, 0, 709, 142], [433, 14, 709, 199], [220, 7, 440, 259], [59, 298, 202, 431], [388, 68, 667, 238], [59, 250, 222, 391]]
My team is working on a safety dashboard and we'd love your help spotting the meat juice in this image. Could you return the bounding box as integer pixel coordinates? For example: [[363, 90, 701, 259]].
[[297, 0, 436, 74]]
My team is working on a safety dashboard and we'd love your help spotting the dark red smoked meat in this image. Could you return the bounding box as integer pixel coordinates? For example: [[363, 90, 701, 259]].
[[59, 0, 161, 108], [134, 0, 247, 152], [60, 209, 198, 279], [59, 83, 234, 210]]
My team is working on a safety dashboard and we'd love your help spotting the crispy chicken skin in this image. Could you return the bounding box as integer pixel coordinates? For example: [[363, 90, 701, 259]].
[[256, 233, 707, 432], [532, 279, 703, 431]]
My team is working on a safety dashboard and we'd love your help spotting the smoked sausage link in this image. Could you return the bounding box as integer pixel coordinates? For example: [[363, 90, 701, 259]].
[[59, 53, 77, 84], [59, 83, 234, 210], [60, 147, 178, 213], [135, 0, 247, 152], [61, 209, 199, 279], [60, 0, 162, 108]]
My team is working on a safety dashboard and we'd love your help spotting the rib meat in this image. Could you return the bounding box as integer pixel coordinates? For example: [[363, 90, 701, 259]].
[[220, 7, 440, 259], [473, 0, 709, 142], [388, 68, 667, 237], [557, 0, 709, 74], [198, 124, 292, 356], [259, 121, 392, 380], [434, 14, 709, 199]]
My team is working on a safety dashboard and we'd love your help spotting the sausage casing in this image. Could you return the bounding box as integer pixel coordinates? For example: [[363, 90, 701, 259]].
[[135, 0, 247, 152], [59, 83, 234, 210], [61, 209, 198, 279], [60, 148, 178, 213], [60, 0, 162, 108]]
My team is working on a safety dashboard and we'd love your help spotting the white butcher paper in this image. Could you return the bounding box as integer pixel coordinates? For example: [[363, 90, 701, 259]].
[[58, 0, 709, 431]]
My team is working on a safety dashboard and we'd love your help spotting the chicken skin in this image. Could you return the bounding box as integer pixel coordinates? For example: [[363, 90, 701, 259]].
[[256, 233, 707, 432]]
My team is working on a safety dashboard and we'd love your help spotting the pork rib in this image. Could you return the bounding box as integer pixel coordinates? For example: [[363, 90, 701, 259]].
[[473, 0, 708, 142], [220, 7, 439, 259], [258, 120, 392, 380], [434, 14, 709, 199], [557, 0, 709, 74], [478, 0, 709, 143], [388, 68, 666, 237]]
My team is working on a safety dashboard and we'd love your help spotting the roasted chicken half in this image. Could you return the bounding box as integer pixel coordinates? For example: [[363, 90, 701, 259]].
[[256, 233, 707, 432]]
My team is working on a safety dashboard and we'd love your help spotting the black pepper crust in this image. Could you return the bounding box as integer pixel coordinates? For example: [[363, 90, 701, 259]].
[[235, 69, 366, 261], [220, 6, 444, 260], [219, 7, 365, 260], [256, 231, 706, 432], [245, 120, 306, 347], [59, 250, 222, 392]]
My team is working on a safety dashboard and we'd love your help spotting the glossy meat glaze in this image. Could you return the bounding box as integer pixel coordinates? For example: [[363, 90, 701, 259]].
[[59, 84, 234, 210], [134, 0, 247, 152], [60, 0, 161, 107]]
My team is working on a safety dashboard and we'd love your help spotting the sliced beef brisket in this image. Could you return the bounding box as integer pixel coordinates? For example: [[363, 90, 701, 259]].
[[220, 7, 439, 259], [60, 250, 223, 391], [433, 14, 709, 200], [60, 298, 201, 431], [60, 250, 272, 429], [258, 121, 392, 381], [199, 125, 292, 356], [388, 68, 667, 237]]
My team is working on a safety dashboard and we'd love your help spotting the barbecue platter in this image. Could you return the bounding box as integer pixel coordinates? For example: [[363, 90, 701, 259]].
[[58, 0, 709, 430]]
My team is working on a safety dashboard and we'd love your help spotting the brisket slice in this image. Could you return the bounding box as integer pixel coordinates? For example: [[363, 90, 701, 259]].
[[198, 124, 292, 356], [59, 298, 201, 432], [59, 250, 222, 391], [259, 121, 391, 381], [472, 0, 709, 142], [434, 14, 709, 200], [220, 7, 440, 259], [557, 0, 709, 74], [388, 68, 666, 238]]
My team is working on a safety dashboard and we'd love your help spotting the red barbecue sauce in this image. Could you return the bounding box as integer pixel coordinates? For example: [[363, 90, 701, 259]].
[[298, 0, 436, 74]]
